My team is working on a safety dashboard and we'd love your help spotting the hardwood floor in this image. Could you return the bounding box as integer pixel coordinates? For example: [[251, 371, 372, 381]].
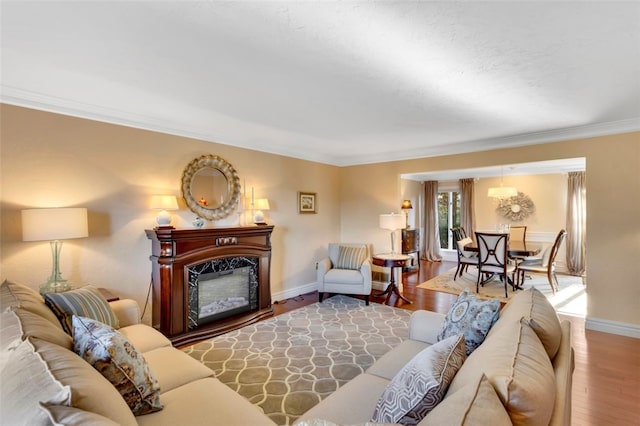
[[273, 260, 640, 426]]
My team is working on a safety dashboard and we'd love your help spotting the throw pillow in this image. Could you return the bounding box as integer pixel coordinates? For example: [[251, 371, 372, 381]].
[[437, 289, 500, 356], [39, 402, 121, 426], [72, 315, 163, 415], [371, 334, 466, 426], [0, 279, 61, 326], [336, 245, 367, 270], [44, 286, 119, 334]]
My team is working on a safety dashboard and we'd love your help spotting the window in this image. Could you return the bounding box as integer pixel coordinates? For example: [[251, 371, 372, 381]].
[[438, 191, 461, 249]]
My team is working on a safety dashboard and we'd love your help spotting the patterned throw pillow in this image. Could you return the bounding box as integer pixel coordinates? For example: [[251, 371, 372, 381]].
[[72, 316, 163, 415], [371, 334, 466, 426], [44, 286, 119, 334], [335, 245, 367, 270], [437, 289, 500, 356]]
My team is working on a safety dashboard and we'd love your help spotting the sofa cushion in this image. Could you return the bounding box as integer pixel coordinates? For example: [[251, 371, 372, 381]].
[[10, 307, 74, 349], [366, 339, 429, 381], [336, 245, 367, 270], [420, 374, 511, 425], [447, 318, 556, 426], [0, 338, 71, 426], [372, 334, 466, 426], [136, 377, 278, 426], [45, 286, 119, 334], [491, 288, 562, 359], [0, 279, 61, 326], [72, 316, 163, 415], [437, 289, 500, 356], [297, 373, 392, 425], [39, 402, 121, 426], [118, 323, 172, 353], [144, 346, 214, 393]]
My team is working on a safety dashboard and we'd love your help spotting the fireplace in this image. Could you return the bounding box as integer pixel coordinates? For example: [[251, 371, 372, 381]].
[[187, 257, 259, 329], [146, 226, 274, 346]]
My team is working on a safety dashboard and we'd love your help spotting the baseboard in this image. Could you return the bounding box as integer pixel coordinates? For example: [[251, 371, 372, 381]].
[[271, 282, 318, 303], [585, 317, 640, 339]]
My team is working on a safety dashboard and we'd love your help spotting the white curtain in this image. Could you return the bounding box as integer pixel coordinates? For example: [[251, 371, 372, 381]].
[[421, 181, 442, 261], [460, 178, 476, 243], [566, 171, 586, 276]]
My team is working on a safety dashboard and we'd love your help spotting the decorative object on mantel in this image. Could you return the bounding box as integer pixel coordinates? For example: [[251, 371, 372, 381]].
[[298, 191, 316, 214], [181, 155, 241, 221], [251, 198, 270, 225], [192, 216, 205, 229], [401, 199, 413, 228], [487, 166, 517, 200], [379, 213, 406, 253], [150, 195, 179, 228], [496, 191, 535, 221], [21, 207, 89, 294]]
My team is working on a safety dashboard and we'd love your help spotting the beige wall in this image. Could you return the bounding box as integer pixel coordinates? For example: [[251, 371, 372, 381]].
[[0, 105, 341, 322], [2, 104, 639, 330], [342, 134, 640, 328]]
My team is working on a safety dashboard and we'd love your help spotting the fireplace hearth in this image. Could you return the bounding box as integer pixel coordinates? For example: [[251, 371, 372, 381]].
[[146, 226, 274, 346]]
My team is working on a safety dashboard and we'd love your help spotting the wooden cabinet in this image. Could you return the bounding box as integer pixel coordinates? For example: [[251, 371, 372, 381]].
[[146, 226, 274, 346], [401, 229, 420, 271]]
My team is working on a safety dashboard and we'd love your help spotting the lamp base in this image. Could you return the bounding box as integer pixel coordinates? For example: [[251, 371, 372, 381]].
[[40, 280, 72, 295]]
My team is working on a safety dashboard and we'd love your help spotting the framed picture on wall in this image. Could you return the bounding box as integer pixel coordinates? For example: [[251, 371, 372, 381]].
[[298, 192, 316, 214]]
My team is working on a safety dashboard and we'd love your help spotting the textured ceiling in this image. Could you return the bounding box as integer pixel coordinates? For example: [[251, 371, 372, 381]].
[[1, 1, 639, 166]]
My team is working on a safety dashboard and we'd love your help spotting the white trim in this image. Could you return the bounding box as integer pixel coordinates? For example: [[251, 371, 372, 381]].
[[272, 281, 318, 303], [585, 317, 640, 339]]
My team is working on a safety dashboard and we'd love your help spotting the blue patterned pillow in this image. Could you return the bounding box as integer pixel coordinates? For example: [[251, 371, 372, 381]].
[[72, 316, 163, 415], [44, 286, 119, 334], [335, 245, 367, 270], [372, 334, 466, 426], [437, 289, 500, 356]]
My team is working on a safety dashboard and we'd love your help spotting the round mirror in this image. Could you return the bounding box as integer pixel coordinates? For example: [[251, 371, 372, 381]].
[[181, 155, 241, 220]]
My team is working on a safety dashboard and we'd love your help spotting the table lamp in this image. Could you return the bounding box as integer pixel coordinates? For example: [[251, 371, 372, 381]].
[[252, 198, 270, 225], [379, 213, 406, 253], [22, 207, 89, 294], [400, 200, 413, 228], [150, 195, 179, 228]]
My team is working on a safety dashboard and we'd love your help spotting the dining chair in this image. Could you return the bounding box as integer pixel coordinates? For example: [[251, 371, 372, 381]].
[[451, 229, 478, 280], [509, 225, 527, 242], [475, 232, 517, 298], [516, 229, 567, 294]]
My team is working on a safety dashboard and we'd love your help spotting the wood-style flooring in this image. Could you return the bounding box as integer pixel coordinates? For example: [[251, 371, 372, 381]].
[[273, 260, 640, 426]]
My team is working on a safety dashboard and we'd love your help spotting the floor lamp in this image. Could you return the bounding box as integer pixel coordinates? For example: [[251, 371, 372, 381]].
[[22, 207, 89, 294], [379, 213, 406, 253]]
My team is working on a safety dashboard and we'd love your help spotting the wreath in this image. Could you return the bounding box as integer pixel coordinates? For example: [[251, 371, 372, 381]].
[[496, 192, 535, 221]]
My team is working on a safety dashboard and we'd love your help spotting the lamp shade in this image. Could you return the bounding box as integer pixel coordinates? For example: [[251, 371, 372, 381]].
[[487, 186, 518, 199], [379, 213, 406, 231], [150, 195, 179, 210], [22, 208, 89, 242], [401, 200, 413, 210], [253, 198, 270, 211]]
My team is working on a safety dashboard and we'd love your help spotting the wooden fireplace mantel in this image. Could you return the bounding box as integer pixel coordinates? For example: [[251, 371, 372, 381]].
[[145, 225, 274, 346]]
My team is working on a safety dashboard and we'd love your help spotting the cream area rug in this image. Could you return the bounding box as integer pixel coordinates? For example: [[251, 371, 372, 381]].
[[183, 295, 411, 425], [417, 267, 586, 316]]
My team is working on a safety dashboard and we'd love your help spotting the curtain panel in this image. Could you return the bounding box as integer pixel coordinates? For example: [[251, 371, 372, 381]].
[[566, 171, 586, 276], [460, 178, 476, 243], [421, 181, 442, 262]]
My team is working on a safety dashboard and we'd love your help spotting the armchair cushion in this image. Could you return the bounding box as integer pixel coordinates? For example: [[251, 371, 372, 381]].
[[336, 245, 367, 270]]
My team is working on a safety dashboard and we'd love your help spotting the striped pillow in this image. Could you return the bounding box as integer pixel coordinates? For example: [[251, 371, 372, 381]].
[[44, 286, 119, 334], [335, 245, 367, 270]]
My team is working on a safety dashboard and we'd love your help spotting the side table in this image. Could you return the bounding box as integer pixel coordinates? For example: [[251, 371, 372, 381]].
[[372, 253, 412, 304]]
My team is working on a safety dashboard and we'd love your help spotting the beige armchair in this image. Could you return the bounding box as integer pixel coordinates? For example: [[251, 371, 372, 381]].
[[316, 243, 373, 305]]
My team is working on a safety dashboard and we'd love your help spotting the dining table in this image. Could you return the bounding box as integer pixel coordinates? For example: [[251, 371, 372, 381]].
[[463, 239, 543, 289]]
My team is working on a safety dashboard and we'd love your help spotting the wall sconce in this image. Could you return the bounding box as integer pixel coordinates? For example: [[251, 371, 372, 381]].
[[379, 213, 406, 253], [150, 195, 179, 228], [401, 200, 413, 228], [252, 198, 270, 225], [21, 207, 89, 294]]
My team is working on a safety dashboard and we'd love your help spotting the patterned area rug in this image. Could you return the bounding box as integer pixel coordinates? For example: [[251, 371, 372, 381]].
[[183, 295, 411, 425], [417, 267, 586, 316]]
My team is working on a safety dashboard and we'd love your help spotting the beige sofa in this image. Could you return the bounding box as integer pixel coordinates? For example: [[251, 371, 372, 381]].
[[297, 288, 574, 426], [0, 280, 276, 426]]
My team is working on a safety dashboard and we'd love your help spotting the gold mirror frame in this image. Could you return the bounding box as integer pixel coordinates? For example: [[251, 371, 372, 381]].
[[181, 155, 241, 220]]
